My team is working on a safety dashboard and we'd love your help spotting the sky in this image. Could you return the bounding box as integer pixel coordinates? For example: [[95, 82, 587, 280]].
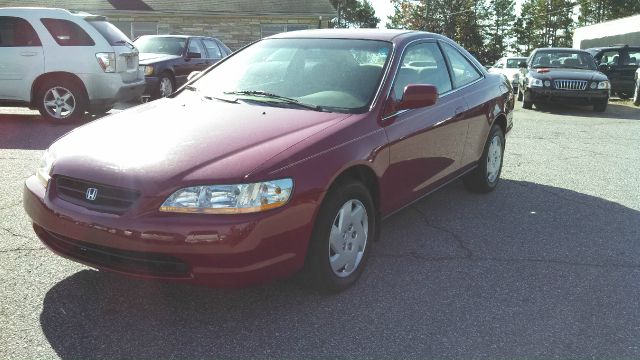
[[369, 0, 526, 28]]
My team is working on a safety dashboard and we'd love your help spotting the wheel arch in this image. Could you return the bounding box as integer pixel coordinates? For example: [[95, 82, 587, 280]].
[[30, 72, 88, 107], [492, 113, 508, 137]]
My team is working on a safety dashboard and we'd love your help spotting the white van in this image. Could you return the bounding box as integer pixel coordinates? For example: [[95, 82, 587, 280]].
[[0, 8, 145, 122]]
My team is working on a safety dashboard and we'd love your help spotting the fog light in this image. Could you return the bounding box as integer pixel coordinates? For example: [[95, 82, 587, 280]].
[[544, 80, 551, 87], [590, 82, 597, 89]]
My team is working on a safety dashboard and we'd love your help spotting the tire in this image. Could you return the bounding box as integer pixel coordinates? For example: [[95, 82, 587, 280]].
[[463, 124, 505, 193], [633, 81, 640, 106], [36, 77, 87, 123], [522, 90, 533, 109], [593, 100, 608, 112], [153, 73, 174, 99], [305, 180, 376, 293], [617, 92, 631, 100]]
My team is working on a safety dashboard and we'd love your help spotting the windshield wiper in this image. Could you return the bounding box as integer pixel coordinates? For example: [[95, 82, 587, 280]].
[[203, 95, 238, 104], [223, 90, 326, 112], [114, 39, 135, 50]]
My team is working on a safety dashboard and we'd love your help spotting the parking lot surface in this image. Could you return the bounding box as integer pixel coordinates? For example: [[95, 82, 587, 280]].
[[1, 102, 639, 359]]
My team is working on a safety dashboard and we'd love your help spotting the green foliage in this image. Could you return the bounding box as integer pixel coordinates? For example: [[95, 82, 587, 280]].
[[330, 0, 380, 28], [512, 0, 575, 55], [577, 0, 640, 25]]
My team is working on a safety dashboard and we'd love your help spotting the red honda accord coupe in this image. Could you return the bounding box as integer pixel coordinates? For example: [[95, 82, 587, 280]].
[[24, 29, 514, 292]]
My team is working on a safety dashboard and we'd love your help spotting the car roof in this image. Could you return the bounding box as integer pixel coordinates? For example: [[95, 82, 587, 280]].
[[269, 29, 440, 42], [534, 48, 590, 53], [136, 35, 218, 40]]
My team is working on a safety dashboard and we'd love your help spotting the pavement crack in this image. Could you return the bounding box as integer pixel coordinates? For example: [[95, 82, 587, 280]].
[[410, 205, 473, 259], [0, 247, 44, 253], [0, 226, 33, 241]]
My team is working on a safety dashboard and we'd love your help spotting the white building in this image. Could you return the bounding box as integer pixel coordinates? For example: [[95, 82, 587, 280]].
[[573, 15, 640, 49]]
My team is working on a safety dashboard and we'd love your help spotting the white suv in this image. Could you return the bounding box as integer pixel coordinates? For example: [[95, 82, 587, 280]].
[[0, 8, 145, 122]]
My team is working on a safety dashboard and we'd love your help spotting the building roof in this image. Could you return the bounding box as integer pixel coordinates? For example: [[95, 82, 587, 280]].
[[0, 0, 337, 16], [271, 29, 420, 42]]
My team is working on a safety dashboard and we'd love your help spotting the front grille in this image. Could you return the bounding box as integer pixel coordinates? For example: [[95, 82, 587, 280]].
[[35, 225, 191, 278], [54, 176, 140, 214], [554, 79, 588, 91]]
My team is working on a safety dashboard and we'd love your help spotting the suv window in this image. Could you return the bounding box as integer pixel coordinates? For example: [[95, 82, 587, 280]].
[[0, 16, 41, 47], [86, 20, 130, 46], [600, 50, 620, 65], [41, 18, 95, 46], [624, 49, 640, 65], [393, 42, 452, 98], [441, 42, 481, 88], [202, 38, 222, 59]]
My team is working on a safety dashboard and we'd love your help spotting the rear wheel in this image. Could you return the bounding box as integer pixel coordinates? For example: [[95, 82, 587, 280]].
[[463, 124, 505, 193], [633, 80, 640, 106], [522, 90, 533, 109], [305, 180, 376, 293], [36, 78, 87, 123]]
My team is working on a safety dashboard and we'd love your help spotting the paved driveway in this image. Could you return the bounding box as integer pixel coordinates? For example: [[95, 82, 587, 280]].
[[1, 102, 639, 359]]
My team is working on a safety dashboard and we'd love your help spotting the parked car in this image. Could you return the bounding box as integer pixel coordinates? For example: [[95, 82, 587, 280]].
[[587, 45, 640, 99], [517, 48, 610, 112], [135, 35, 231, 99], [489, 56, 528, 94], [24, 29, 514, 292], [0, 8, 145, 122]]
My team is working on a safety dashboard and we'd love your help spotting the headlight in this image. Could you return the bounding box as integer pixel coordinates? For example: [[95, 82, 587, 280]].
[[36, 150, 55, 188], [529, 78, 543, 87], [590, 82, 597, 89], [597, 81, 610, 89], [160, 179, 294, 214], [144, 65, 154, 76]]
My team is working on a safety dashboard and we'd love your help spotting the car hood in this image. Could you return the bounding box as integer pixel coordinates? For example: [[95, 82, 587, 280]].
[[49, 96, 350, 195], [138, 53, 182, 65], [529, 68, 608, 81]]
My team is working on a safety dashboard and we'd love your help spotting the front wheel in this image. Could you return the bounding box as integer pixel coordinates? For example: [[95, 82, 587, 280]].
[[593, 100, 608, 112], [522, 90, 533, 109], [154, 73, 174, 99], [305, 180, 376, 293], [463, 124, 505, 193]]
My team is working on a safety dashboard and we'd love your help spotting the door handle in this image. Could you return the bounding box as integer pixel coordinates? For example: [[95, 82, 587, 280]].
[[20, 51, 37, 57]]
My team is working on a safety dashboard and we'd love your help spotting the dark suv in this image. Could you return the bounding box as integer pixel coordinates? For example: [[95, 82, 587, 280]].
[[134, 35, 231, 99], [517, 48, 610, 112], [587, 45, 640, 99]]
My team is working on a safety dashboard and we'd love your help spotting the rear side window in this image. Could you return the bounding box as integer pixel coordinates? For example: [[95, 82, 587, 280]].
[[87, 20, 131, 46], [599, 50, 620, 65], [202, 38, 222, 59], [41, 18, 95, 46], [0, 16, 41, 47], [440, 42, 482, 88]]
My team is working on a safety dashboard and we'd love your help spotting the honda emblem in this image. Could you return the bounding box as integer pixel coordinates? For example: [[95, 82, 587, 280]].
[[85, 188, 98, 201]]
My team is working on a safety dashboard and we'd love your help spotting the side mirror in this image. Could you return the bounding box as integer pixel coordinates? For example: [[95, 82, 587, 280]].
[[398, 84, 438, 111], [598, 63, 609, 72], [187, 71, 201, 81], [186, 52, 202, 59]]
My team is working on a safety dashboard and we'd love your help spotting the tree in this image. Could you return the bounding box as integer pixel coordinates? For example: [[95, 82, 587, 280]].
[[512, 0, 575, 55], [578, 0, 640, 26], [486, 0, 516, 62], [330, 0, 380, 28]]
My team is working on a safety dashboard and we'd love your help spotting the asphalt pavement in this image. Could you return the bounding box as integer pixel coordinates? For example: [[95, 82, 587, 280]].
[[0, 100, 639, 359]]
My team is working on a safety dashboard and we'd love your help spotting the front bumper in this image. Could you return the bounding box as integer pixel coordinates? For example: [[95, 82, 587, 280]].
[[526, 87, 609, 104], [142, 76, 160, 96], [24, 175, 320, 287]]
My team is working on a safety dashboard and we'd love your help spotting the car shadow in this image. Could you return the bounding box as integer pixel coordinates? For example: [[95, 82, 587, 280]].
[[531, 102, 640, 120], [39, 179, 640, 359]]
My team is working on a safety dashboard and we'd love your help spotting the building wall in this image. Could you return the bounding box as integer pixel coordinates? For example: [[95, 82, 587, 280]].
[[100, 13, 327, 49]]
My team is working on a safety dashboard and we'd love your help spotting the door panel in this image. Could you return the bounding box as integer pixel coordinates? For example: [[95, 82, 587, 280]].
[[380, 42, 468, 212], [0, 16, 44, 101]]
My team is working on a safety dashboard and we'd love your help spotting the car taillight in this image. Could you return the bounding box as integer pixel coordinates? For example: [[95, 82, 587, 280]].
[[95, 52, 116, 73]]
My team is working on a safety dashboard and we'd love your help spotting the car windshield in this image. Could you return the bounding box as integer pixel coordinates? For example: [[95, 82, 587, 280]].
[[184, 38, 393, 113], [134, 37, 186, 56], [506, 58, 526, 68], [531, 50, 596, 70], [86, 20, 131, 46]]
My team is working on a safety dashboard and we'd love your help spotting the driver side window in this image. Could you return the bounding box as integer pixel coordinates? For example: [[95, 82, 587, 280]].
[[392, 42, 452, 100]]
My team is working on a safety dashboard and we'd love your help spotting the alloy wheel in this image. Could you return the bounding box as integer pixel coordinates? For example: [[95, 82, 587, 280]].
[[159, 77, 173, 97], [43, 87, 76, 119]]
